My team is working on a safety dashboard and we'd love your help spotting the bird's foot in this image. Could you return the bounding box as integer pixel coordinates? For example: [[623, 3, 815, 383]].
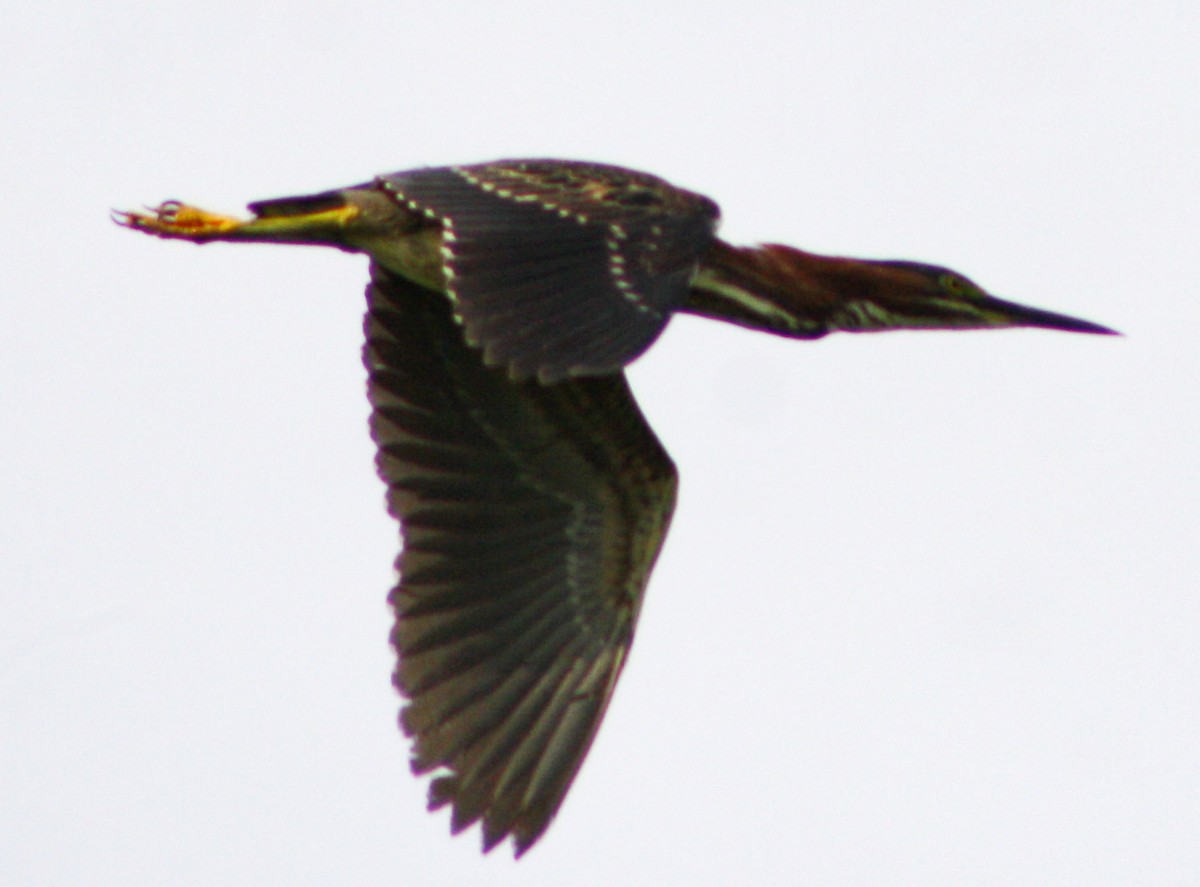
[[113, 202, 246, 240]]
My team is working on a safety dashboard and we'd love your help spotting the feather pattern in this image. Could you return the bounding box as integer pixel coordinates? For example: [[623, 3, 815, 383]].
[[363, 265, 677, 854], [378, 160, 719, 383]]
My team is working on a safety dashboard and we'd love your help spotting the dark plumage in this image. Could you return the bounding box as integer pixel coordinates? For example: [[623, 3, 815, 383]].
[[364, 266, 674, 852], [115, 158, 1116, 855]]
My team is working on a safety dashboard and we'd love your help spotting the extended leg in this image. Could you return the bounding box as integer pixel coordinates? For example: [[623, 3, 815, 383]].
[[115, 188, 446, 291], [113, 199, 361, 244]]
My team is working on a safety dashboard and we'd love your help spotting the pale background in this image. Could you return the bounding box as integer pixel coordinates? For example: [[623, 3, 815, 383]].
[[2, 2, 1196, 884]]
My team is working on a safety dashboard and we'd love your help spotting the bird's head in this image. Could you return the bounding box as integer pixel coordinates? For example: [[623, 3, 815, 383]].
[[838, 258, 1118, 335], [687, 243, 1118, 338]]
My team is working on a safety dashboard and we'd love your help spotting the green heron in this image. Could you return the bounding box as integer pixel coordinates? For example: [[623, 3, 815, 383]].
[[115, 159, 1116, 855]]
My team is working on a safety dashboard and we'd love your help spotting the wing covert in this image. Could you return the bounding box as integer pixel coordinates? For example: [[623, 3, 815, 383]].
[[378, 160, 719, 383]]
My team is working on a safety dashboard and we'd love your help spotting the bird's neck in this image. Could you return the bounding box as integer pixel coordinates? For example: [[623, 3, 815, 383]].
[[686, 240, 877, 338]]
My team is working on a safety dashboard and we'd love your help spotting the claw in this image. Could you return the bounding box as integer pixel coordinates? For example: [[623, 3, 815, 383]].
[[112, 201, 246, 240]]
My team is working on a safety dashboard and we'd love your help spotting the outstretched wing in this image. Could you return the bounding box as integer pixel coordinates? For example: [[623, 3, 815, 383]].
[[378, 160, 719, 383], [363, 265, 678, 854]]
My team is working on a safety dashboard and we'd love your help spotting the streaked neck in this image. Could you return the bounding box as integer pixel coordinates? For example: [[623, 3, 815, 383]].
[[686, 241, 871, 337]]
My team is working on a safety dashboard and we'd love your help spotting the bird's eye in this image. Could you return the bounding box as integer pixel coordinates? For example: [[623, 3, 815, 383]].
[[939, 273, 977, 298]]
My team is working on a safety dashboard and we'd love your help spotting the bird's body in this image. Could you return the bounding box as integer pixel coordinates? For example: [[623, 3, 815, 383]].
[[116, 158, 1116, 855]]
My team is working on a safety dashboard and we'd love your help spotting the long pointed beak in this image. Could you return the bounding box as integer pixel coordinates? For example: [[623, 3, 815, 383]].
[[981, 294, 1121, 336]]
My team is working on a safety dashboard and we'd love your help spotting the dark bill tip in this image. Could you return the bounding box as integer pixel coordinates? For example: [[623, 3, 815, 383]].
[[987, 295, 1121, 336]]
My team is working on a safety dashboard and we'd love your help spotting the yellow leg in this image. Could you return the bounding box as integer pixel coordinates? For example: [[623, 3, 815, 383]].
[[113, 200, 361, 244], [114, 190, 445, 287], [113, 202, 250, 239]]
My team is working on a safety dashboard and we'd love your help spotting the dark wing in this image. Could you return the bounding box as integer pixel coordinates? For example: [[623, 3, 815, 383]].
[[378, 160, 719, 383], [363, 265, 678, 855]]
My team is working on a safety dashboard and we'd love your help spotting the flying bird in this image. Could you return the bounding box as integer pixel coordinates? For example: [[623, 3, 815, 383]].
[[115, 159, 1116, 855]]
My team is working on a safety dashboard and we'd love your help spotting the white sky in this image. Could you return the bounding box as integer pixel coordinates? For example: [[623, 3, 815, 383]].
[[2, 2, 1197, 884]]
